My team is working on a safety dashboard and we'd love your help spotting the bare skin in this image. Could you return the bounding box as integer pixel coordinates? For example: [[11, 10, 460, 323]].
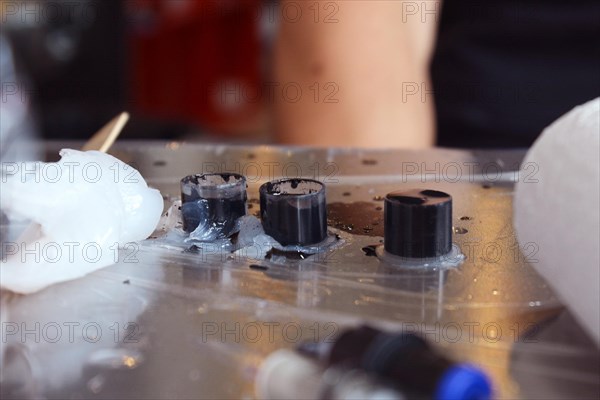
[[274, 1, 440, 148]]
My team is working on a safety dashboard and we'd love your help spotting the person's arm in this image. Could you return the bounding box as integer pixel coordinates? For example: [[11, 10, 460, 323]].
[[274, 0, 440, 148]]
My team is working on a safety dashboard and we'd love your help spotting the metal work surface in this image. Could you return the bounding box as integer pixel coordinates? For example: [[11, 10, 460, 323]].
[[1, 142, 598, 399]]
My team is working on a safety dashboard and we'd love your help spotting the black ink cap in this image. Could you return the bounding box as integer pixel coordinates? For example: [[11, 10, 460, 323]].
[[384, 189, 452, 258]]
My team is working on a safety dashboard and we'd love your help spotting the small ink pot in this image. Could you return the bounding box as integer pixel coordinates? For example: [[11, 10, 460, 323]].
[[180, 173, 247, 238], [259, 179, 327, 246]]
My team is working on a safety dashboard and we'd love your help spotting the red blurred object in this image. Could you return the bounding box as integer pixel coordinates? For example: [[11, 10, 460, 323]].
[[128, 0, 263, 135]]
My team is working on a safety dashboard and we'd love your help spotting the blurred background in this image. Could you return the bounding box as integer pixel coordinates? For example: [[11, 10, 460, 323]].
[[2, 0, 598, 153], [1, 0, 275, 145]]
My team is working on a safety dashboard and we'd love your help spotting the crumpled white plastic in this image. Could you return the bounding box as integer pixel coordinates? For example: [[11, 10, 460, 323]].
[[514, 98, 600, 346], [0, 149, 164, 294]]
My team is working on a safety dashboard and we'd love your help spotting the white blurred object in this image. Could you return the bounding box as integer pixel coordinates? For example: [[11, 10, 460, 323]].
[[514, 98, 600, 346], [0, 149, 164, 294], [255, 349, 404, 400]]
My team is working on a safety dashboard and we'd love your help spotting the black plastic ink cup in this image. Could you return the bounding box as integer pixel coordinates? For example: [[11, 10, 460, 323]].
[[259, 179, 327, 246], [384, 189, 452, 258], [180, 173, 247, 237]]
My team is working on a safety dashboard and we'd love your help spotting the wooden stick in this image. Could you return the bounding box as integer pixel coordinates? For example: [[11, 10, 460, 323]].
[[81, 112, 129, 152]]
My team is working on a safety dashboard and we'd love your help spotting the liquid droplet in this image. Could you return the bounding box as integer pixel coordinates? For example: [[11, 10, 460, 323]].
[[87, 374, 106, 394], [87, 348, 144, 370], [361, 245, 378, 257], [123, 356, 138, 369], [453, 227, 468, 234], [249, 264, 269, 271], [373, 195, 384, 201], [189, 369, 201, 381], [492, 289, 499, 295]]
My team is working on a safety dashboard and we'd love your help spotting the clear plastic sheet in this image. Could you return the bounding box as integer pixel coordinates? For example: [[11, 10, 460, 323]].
[[1, 143, 597, 400]]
